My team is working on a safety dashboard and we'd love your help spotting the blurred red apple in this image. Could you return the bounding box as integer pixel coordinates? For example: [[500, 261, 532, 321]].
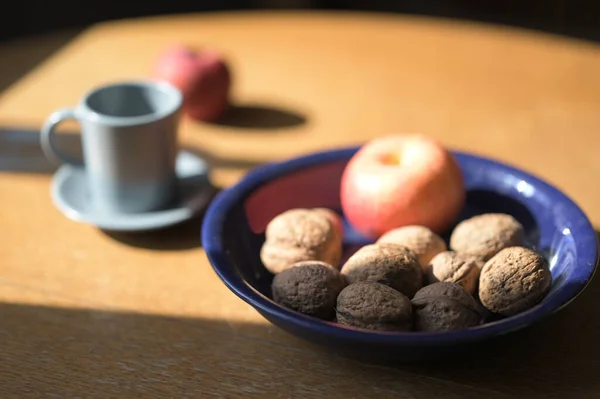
[[153, 44, 231, 122], [340, 134, 465, 240]]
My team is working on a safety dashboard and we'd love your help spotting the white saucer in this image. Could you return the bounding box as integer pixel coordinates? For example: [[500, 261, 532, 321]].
[[51, 150, 214, 232]]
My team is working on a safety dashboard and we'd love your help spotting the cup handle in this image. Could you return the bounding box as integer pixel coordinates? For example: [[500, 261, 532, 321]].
[[40, 107, 84, 167]]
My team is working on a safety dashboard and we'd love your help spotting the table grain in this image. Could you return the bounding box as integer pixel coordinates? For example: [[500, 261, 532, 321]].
[[1, 11, 599, 398]]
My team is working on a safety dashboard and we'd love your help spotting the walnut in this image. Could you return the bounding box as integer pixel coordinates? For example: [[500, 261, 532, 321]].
[[313, 208, 344, 239], [260, 208, 343, 274], [479, 246, 552, 316], [427, 251, 482, 295], [377, 225, 447, 270], [449, 213, 525, 261], [340, 243, 423, 298], [271, 260, 347, 320], [412, 282, 482, 332], [335, 282, 413, 331]]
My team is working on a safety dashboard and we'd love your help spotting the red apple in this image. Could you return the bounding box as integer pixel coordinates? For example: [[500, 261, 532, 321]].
[[340, 134, 465, 240], [153, 44, 231, 122]]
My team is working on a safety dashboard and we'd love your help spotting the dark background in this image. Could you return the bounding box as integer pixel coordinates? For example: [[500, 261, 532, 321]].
[[1, 1, 599, 43]]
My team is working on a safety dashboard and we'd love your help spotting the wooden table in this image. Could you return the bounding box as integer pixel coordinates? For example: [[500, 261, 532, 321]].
[[1, 11, 600, 398]]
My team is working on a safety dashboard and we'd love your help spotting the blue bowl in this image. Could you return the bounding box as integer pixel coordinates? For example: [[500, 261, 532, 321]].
[[202, 146, 598, 362]]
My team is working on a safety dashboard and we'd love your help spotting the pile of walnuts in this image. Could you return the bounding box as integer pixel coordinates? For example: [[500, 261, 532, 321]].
[[261, 208, 552, 333]]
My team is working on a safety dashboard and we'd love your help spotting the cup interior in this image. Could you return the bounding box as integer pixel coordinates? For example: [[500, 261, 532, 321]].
[[85, 82, 180, 118]]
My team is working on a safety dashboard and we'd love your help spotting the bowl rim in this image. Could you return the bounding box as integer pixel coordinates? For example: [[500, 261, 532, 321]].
[[202, 145, 599, 345]]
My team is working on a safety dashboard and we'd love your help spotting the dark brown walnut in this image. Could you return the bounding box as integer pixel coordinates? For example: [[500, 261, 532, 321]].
[[260, 208, 343, 274], [377, 225, 447, 270], [335, 282, 413, 331], [479, 246, 552, 316], [449, 213, 525, 261], [271, 261, 347, 320], [340, 243, 423, 298], [427, 251, 482, 295], [411, 282, 482, 332]]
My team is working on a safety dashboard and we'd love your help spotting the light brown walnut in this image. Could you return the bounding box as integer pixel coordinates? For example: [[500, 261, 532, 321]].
[[260, 208, 343, 274], [377, 225, 447, 270], [427, 251, 482, 295], [479, 246, 552, 316], [450, 213, 525, 261], [340, 243, 423, 298]]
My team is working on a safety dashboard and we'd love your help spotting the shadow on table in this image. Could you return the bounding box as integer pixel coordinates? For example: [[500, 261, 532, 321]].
[[182, 145, 266, 170], [99, 196, 217, 252], [0, 29, 81, 92], [399, 280, 600, 395], [100, 221, 204, 251], [209, 102, 307, 130], [393, 229, 600, 397], [98, 171, 222, 251], [0, 127, 69, 174], [0, 127, 267, 174], [2, 249, 600, 398]]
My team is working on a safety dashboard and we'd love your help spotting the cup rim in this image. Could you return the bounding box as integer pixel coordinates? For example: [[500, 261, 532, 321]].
[[78, 79, 183, 126]]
